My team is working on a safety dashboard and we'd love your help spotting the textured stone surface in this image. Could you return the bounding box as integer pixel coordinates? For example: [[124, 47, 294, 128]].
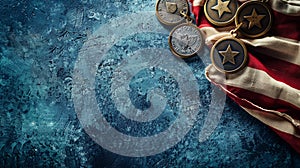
[[0, 0, 299, 167]]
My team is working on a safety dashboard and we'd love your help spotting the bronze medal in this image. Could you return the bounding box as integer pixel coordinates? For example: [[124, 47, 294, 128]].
[[169, 23, 204, 58], [156, 0, 189, 25], [211, 36, 248, 73], [204, 0, 239, 26], [235, 1, 273, 38]]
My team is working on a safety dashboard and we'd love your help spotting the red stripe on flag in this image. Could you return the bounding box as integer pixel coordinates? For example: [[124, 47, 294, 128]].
[[196, 1, 300, 154], [226, 85, 300, 120], [198, 7, 214, 28], [209, 73, 300, 154], [247, 52, 300, 90], [272, 11, 300, 41]]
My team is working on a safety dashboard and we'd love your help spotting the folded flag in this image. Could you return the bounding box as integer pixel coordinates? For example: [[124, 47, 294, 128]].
[[190, 0, 300, 153]]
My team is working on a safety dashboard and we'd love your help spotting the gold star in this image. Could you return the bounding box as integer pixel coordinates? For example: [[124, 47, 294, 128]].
[[211, 0, 231, 18], [244, 9, 266, 29], [218, 45, 239, 64]]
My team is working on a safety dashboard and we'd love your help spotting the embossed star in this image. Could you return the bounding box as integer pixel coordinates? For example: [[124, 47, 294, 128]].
[[244, 8, 266, 29], [219, 45, 239, 64], [211, 0, 231, 18]]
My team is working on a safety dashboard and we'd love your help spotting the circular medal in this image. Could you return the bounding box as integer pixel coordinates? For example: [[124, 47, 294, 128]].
[[211, 36, 248, 73], [204, 0, 239, 26], [235, 1, 273, 38], [156, 0, 189, 25], [169, 23, 204, 58]]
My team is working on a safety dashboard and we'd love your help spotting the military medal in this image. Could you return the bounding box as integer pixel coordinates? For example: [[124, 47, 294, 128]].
[[210, 24, 248, 73], [211, 36, 247, 73], [156, 1, 205, 58], [169, 22, 204, 58], [156, 0, 190, 25], [204, 0, 239, 26], [235, 0, 273, 38]]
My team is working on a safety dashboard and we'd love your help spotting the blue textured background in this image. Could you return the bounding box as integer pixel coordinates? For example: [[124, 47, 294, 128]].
[[1, 0, 300, 167]]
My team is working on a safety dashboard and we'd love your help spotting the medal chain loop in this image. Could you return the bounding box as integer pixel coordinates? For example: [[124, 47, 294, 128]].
[[180, 10, 194, 23], [230, 23, 243, 38]]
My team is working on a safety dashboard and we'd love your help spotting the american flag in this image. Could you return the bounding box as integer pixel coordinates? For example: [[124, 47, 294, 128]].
[[190, 0, 300, 153]]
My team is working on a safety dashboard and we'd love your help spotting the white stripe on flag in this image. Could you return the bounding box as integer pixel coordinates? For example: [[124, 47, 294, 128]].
[[243, 37, 300, 66], [206, 65, 300, 109], [200, 27, 300, 65]]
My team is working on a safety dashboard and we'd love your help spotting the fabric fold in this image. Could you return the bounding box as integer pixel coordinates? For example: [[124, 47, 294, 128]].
[[191, 0, 300, 153]]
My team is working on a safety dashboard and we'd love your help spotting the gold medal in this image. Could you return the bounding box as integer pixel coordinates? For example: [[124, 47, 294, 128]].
[[169, 23, 204, 58], [211, 33, 248, 73], [235, 0, 273, 38], [156, 0, 189, 25], [204, 0, 239, 26]]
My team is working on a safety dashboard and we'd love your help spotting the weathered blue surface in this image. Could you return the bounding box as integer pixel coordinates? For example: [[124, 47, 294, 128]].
[[1, 0, 300, 167]]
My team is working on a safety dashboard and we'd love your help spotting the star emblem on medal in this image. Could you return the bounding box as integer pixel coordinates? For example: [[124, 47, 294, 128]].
[[204, 0, 238, 26], [235, 1, 272, 38], [244, 8, 266, 29], [211, 0, 232, 18], [211, 37, 248, 73], [218, 45, 239, 65]]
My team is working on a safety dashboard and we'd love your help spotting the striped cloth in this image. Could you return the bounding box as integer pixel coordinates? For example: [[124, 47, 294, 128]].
[[189, 0, 300, 153]]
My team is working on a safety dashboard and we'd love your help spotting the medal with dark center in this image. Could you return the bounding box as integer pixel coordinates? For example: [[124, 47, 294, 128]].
[[235, 0, 273, 38], [204, 0, 239, 26], [211, 24, 248, 73], [156, 0, 190, 25]]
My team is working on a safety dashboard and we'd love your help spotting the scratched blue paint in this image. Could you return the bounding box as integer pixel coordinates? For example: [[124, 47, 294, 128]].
[[0, 0, 299, 167]]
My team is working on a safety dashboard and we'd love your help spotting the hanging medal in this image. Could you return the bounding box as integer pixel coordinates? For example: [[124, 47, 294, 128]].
[[168, 11, 204, 58], [168, 23, 204, 58], [211, 24, 248, 73], [156, 0, 204, 58], [204, 0, 239, 26], [156, 0, 190, 25], [235, 0, 273, 38]]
